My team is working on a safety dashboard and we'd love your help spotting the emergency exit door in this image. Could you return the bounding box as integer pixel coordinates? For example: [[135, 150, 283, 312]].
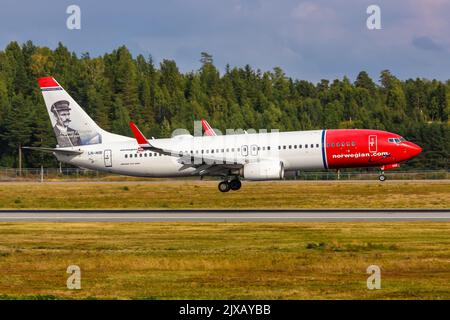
[[104, 149, 112, 167]]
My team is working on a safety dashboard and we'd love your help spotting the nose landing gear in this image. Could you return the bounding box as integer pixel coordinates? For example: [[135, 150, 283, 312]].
[[218, 178, 242, 192], [378, 168, 386, 182]]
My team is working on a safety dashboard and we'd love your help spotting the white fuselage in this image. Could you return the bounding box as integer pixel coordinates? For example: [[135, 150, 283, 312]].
[[56, 130, 327, 177]]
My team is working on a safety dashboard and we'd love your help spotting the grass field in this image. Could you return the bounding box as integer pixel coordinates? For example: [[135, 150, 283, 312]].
[[0, 180, 449, 209], [0, 222, 449, 299]]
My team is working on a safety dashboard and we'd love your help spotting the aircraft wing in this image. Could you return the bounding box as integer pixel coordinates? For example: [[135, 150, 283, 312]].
[[129, 122, 246, 167]]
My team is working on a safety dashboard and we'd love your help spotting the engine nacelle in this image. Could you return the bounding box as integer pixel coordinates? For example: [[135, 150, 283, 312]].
[[240, 160, 284, 180]]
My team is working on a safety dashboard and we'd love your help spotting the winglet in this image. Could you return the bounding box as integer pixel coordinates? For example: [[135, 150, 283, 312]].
[[129, 122, 152, 148], [201, 119, 217, 136]]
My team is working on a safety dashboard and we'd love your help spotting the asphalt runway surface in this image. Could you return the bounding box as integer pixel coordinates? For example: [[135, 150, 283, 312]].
[[0, 209, 449, 222]]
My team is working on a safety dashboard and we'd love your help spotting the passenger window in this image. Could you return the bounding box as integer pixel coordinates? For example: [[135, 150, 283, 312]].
[[310, 144, 314, 148], [305, 144, 308, 149], [283, 146, 286, 149], [134, 154, 138, 158], [316, 144, 319, 148], [351, 141, 356, 146], [268, 146, 271, 150], [288, 145, 292, 149], [211, 150, 214, 154], [294, 145, 297, 149], [125, 154, 128, 158], [299, 144, 302, 148], [278, 146, 281, 150], [336, 142, 340, 147]]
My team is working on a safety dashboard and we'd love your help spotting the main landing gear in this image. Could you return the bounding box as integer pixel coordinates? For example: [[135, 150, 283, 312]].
[[218, 178, 242, 192]]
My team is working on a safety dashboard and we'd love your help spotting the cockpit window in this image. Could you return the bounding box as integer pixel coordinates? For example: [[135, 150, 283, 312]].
[[388, 137, 406, 143]]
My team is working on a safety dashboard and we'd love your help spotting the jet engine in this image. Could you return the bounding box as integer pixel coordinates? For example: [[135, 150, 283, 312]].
[[240, 160, 284, 180]]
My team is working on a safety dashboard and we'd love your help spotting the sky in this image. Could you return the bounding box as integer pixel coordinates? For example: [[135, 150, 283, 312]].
[[1, 0, 449, 82]]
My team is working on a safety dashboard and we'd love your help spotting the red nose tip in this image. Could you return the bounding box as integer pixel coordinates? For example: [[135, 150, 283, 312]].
[[408, 142, 422, 157]]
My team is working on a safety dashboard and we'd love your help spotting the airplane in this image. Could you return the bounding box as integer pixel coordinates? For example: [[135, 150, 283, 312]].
[[25, 77, 422, 192]]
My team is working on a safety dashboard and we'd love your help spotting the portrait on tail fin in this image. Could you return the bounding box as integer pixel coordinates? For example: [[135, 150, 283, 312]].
[[51, 100, 81, 147], [50, 100, 102, 147]]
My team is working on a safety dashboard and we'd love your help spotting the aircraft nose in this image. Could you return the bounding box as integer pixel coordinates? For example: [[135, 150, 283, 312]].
[[405, 142, 422, 158]]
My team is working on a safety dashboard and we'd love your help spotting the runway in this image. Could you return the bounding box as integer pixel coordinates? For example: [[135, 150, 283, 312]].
[[0, 209, 449, 222]]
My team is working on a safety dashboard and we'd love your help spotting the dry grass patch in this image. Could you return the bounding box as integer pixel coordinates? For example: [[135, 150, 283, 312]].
[[0, 222, 449, 299], [0, 181, 448, 209]]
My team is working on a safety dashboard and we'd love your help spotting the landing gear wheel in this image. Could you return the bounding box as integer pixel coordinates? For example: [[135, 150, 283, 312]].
[[229, 179, 242, 191], [379, 174, 386, 182], [218, 181, 231, 192]]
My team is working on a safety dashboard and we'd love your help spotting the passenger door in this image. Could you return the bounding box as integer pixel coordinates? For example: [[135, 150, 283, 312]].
[[241, 145, 248, 156], [250, 144, 258, 156], [104, 149, 112, 167]]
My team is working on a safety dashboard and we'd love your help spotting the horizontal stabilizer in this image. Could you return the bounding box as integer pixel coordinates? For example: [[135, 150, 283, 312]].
[[22, 146, 83, 155]]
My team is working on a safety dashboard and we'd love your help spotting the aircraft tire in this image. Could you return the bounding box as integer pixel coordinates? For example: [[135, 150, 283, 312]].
[[218, 181, 231, 192], [229, 179, 242, 191]]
